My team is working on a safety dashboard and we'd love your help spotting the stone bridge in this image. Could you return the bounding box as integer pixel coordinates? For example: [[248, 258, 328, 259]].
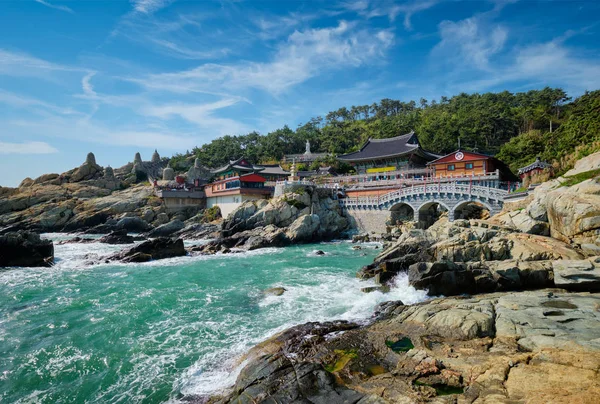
[[340, 183, 508, 228]]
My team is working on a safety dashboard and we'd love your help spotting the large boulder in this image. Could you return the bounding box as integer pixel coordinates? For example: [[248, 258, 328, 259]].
[[285, 214, 320, 241], [110, 237, 185, 263], [0, 231, 54, 267], [147, 220, 184, 238], [98, 230, 135, 244], [546, 178, 600, 244], [115, 216, 151, 233]]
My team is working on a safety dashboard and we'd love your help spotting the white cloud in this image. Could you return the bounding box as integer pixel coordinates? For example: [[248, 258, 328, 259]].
[[460, 40, 600, 94], [434, 17, 507, 70], [139, 97, 251, 136], [34, 0, 74, 14], [344, 0, 440, 30], [81, 72, 97, 97], [0, 89, 81, 116], [130, 21, 394, 95], [131, 0, 172, 15], [0, 141, 59, 154]]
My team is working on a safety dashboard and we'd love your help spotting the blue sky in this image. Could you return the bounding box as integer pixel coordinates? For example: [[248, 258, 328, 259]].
[[0, 0, 599, 186]]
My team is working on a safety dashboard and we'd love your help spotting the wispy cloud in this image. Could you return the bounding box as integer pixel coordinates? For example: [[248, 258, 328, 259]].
[[0, 141, 59, 154], [130, 21, 394, 95], [0, 89, 81, 116], [460, 39, 600, 94], [343, 0, 441, 30], [131, 0, 172, 15], [34, 0, 74, 14], [433, 17, 507, 70], [0, 48, 90, 82]]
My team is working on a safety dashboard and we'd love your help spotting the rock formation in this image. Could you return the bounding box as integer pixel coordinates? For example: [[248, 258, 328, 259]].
[[70, 152, 102, 182], [206, 289, 600, 403], [104, 166, 114, 179], [134, 152, 142, 165], [108, 237, 186, 263], [194, 186, 349, 254], [492, 151, 600, 246], [186, 158, 210, 183], [151, 149, 161, 164], [0, 231, 54, 267]]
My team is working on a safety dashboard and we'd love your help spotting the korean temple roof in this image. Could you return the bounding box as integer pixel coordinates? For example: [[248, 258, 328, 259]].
[[211, 157, 264, 174], [259, 164, 290, 175], [337, 131, 438, 162], [518, 157, 552, 175]]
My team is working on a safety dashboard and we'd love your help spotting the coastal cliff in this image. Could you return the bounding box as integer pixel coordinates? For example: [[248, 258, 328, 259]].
[[198, 152, 600, 404]]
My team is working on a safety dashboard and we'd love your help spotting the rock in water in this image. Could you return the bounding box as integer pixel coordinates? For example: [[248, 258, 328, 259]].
[[110, 237, 185, 262], [0, 231, 54, 267], [264, 287, 287, 296], [147, 220, 185, 238], [98, 230, 135, 245]]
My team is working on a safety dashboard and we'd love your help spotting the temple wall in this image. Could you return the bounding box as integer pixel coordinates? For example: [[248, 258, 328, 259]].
[[344, 209, 389, 234]]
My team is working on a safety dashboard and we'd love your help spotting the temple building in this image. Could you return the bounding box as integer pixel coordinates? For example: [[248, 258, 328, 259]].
[[427, 150, 518, 185], [259, 164, 290, 182], [337, 132, 439, 177], [205, 157, 272, 217], [518, 157, 553, 181]]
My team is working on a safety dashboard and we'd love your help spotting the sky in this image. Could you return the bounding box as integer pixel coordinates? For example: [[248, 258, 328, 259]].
[[0, 0, 599, 187]]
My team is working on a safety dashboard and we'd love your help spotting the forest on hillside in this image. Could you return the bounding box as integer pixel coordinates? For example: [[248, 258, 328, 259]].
[[170, 88, 600, 175]]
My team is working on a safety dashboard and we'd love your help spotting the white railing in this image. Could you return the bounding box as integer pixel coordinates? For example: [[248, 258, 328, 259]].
[[324, 169, 501, 186], [275, 179, 316, 186], [340, 183, 508, 208]]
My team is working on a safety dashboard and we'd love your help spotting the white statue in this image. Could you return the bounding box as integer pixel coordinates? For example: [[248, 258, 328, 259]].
[[305, 140, 311, 155]]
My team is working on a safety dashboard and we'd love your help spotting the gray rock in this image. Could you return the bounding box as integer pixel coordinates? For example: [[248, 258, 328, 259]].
[[0, 231, 54, 267], [147, 220, 185, 238], [553, 259, 600, 291], [116, 216, 151, 232]]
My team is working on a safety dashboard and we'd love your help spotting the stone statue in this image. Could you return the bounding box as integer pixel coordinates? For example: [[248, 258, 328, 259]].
[[163, 164, 175, 181], [134, 152, 142, 165], [304, 140, 311, 155], [86, 152, 97, 166], [104, 166, 114, 178], [151, 149, 160, 164], [186, 157, 208, 182], [131, 162, 143, 174]]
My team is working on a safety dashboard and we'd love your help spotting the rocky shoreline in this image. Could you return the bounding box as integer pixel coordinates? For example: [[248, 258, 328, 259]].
[[3, 152, 600, 402], [190, 152, 600, 403]]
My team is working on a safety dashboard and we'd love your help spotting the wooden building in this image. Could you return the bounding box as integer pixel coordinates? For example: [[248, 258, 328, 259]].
[[205, 158, 272, 218], [427, 150, 518, 183], [337, 131, 438, 176]]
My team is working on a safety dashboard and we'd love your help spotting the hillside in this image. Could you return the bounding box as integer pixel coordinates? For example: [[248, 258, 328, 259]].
[[172, 88, 600, 175]]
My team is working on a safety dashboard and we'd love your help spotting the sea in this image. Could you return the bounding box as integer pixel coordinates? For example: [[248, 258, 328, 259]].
[[0, 234, 427, 403]]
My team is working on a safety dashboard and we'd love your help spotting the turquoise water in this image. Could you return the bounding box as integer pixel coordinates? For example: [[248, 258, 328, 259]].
[[0, 235, 427, 403]]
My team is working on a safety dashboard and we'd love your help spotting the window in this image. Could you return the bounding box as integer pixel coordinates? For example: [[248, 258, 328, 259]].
[[465, 163, 474, 169], [447, 164, 455, 171]]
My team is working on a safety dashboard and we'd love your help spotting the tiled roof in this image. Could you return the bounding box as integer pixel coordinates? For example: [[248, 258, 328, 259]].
[[211, 157, 264, 174], [337, 131, 427, 162], [518, 157, 552, 175], [259, 165, 290, 175]]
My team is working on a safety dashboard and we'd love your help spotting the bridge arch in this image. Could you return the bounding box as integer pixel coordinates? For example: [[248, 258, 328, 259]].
[[389, 202, 415, 224], [417, 200, 450, 229], [453, 200, 493, 220]]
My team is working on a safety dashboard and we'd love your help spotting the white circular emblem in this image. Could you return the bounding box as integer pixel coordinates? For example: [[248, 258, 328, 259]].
[[455, 152, 464, 161]]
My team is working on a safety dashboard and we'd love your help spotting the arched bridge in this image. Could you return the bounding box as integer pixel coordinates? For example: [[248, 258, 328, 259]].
[[340, 183, 508, 223]]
